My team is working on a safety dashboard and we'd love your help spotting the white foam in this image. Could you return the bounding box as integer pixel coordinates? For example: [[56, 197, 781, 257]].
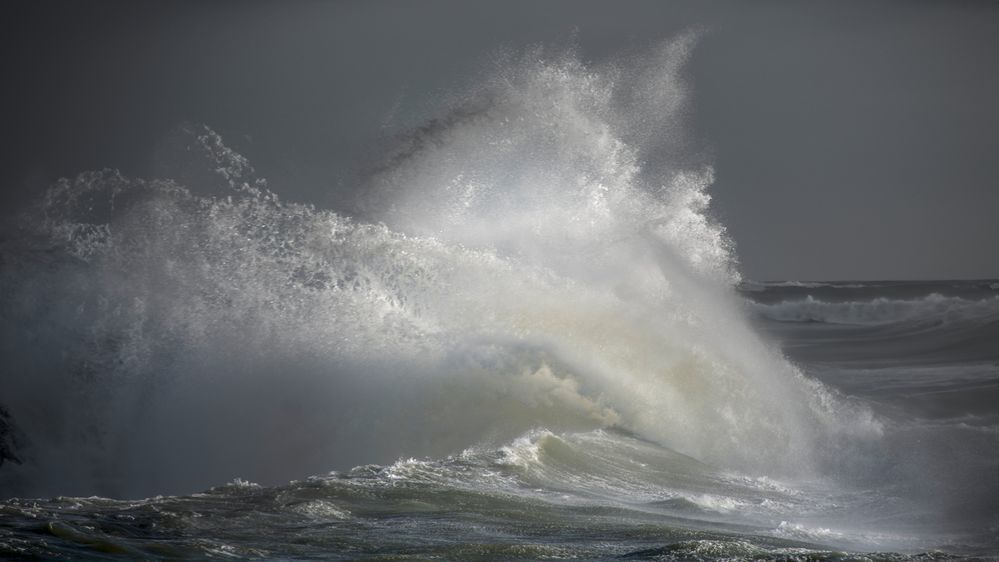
[[775, 520, 844, 541], [684, 493, 746, 513], [286, 500, 351, 520]]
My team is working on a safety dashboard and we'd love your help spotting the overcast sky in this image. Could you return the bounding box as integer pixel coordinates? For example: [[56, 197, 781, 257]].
[[2, 0, 997, 280]]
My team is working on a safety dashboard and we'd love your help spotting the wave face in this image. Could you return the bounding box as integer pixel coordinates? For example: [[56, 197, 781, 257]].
[[0, 42, 879, 500], [0, 429, 947, 560]]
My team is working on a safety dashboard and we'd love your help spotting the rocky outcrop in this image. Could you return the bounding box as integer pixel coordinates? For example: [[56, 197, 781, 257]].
[[0, 405, 23, 467]]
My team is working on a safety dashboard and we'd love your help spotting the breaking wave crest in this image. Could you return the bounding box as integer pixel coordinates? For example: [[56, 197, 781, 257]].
[[0, 42, 879, 498]]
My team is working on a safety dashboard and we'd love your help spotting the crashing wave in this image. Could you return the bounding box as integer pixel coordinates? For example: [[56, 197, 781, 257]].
[[0, 42, 878, 498]]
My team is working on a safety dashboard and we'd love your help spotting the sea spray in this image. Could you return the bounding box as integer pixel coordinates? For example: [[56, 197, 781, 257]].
[[0, 41, 879, 499]]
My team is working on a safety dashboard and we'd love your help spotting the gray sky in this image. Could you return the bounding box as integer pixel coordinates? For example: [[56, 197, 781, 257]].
[[2, 0, 997, 280]]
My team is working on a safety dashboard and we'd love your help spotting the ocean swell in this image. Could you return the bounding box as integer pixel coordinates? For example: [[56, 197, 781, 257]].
[[753, 294, 999, 326]]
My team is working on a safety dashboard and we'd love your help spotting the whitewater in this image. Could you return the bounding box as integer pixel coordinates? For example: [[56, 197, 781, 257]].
[[1, 39, 997, 560]]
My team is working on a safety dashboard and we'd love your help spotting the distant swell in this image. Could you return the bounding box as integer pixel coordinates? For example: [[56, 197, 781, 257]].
[[752, 294, 999, 325]]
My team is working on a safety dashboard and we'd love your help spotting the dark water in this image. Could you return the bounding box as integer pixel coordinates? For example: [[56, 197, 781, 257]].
[[2, 40, 998, 560], [744, 281, 999, 541]]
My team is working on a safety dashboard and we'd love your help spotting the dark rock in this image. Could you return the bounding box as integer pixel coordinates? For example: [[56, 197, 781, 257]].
[[0, 405, 24, 467]]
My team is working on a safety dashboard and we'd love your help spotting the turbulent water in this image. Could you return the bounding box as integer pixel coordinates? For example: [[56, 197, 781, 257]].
[[2, 40, 997, 560]]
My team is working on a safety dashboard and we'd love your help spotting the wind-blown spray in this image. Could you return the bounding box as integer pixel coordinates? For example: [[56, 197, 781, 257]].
[[0, 40, 878, 499]]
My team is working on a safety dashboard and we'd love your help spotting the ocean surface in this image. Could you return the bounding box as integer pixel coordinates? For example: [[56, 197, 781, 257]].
[[2, 41, 997, 560], [2, 279, 997, 560]]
